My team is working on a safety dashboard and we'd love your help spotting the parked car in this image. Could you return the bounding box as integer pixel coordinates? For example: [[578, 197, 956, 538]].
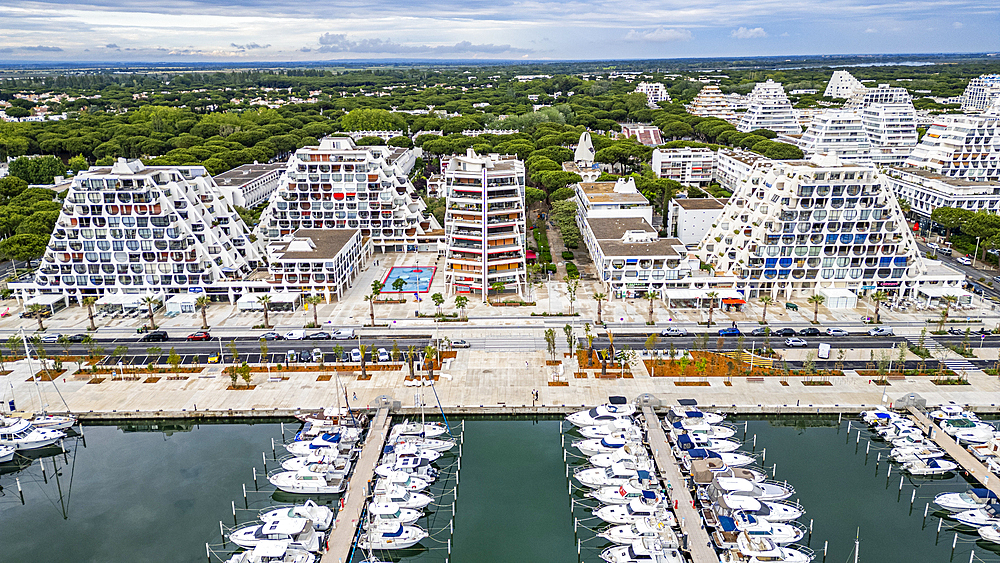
[[138, 330, 168, 342], [333, 329, 355, 340], [285, 350, 298, 363], [299, 350, 311, 362], [927, 242, 940, 250], [957, 256, 973, 266], [993, 275, 1000, 284], [773, 328, 797, 337], [339, 351, 351, 362], [259, 332, 284, 341], [867, 327, 895, 337], [305, 332, 331, 340], [350, 348, 362, 362], [68, 333, 89, 343], [749, 327, 770, 336], [939, 247, 953, 256], [798, 327, 821, 337], [186, 331, 211, 341], [208, 352, 221, 363], [452, 339, 471, 348], [718, 327, 741, 337], [660, 327, 689, 337], [377, 348, 390, 362], [784, 338, 808, 347], [284, 330, 305, 340], [826, 328, 849, 337], [311, 348, 324, 362], [40, 333, 61, 344]]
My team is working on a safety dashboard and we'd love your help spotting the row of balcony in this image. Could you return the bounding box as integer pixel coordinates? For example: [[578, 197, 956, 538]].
[[38, 273, 216, 287]]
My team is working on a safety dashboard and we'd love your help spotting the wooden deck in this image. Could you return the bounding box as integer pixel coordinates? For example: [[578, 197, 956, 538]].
[[907, 406, 1000, 496], [322, 407, 391, 563], [642, 406, 720, 563]]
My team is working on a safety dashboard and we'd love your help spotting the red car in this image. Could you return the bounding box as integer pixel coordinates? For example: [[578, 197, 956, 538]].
[[186, 331, 211, 341]]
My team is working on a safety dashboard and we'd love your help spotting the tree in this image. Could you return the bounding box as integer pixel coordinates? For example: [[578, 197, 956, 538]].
[[544, 328, 557, 361], [359, 344, 368, 378], [0, 233, 48, 261], [594, 292, 607, 325], [431, 292, 445, 316], [525, 187, 547, 209], [423, 345, 437, 379], [6, 334, 23, 360], [759, 295, 773, 324], [68, 154, 88, 173], [8, 155, 67, 185], [27, 303, 46, 331], [565, 274, 580, 314], [455, 295, 468, 320], [366, 280, 384, 325], [341, 108, 406, 131], [83, 296, 99, 331], [195, 295, 211, 329], [645, 292, 657, 324], [489, 281, 505, 304], [705, 291, 719, 327], [392, 277, 406, 293], [807, 294, 825, 324], [939, 295, 958, 331], [257, 295, 272, 328], [563, 324, 574, 355], [406, 345, 416, 379], [305, 295, 324, 328], [239, 362, 253, 388], [961, 210, 1000, 261], [930, 207, 973, 241], [870, 291, 888, 324], [140, 296, 160, 330], [259, 340, 269, 367]]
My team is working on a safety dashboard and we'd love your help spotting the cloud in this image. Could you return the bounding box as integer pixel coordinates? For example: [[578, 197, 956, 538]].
[[864, 27, 878, 33], [230, 42, 270, 50], [731, 26, 767, 39], [624, 28, 692, 42], [952, 21, 963, 28], [312, 33, 531, 55]]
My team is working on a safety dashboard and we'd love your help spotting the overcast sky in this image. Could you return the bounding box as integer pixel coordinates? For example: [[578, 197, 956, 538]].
[[0, 0, 998, 62]]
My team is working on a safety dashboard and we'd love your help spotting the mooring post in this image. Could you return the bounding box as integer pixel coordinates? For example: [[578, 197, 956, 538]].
[[206, 543, 211, 562], [924, 503, 930, 518], [40, 457, 47, 484], [220, 521, 225, 542], [899, 475, 904, 491], [762, 448, 766, 464], [752, 434, 757, 449], [262, 451, 267, 473], [911, 489, 916, 505], [866, 441, 870, 455], [271, 438, 275, 459], [17, 477, 24, 504], [232, 500, 237, 525], [823, 540, 828, 557], [243, 483, 247, 509], [937, 518, 943, 534], [253, 467, 258, 491]]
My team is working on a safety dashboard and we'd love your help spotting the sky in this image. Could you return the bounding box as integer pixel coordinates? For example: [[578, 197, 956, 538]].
[[0, 0, 998, 62]]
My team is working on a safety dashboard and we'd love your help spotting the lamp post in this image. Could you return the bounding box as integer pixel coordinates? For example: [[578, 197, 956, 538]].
[[973, 236, 981, 269]]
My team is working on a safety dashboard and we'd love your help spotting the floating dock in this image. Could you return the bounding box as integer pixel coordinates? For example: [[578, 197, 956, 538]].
[[907, 406, 1000, 496]]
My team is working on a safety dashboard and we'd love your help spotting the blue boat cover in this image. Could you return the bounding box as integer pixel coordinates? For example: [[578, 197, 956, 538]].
[[673, 421, 685, 429], [874, 412, 890, 419], [718, 516, 738, 532], [637, 470, 651, 480], [609, 396, 628, 405], [687, 448, 722, 459], [320, 432, 341, 442], [678, 399, 698, 406], [971, 489, 998, 500], [600, 437, 623, 448], [642, 490, 657, 499], [678, 434, 694, 446], [685, 411, 704, 418], [383, 445, 395, 454], [384, 525, 404, 537]]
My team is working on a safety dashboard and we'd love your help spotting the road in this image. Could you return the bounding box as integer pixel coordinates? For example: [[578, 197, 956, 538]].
[[589, 333, 1000, 350], [918, 240, 1000, 302]]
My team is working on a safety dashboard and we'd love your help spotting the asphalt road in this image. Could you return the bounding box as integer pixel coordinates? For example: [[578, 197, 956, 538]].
[[588, 332, 1000, 350], [917, 241, 1000, 301]]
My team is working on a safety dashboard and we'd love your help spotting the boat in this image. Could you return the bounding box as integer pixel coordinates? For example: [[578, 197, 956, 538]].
[[929, 405, 978, 423], [665, 419, 737, 440], [574, 433, 643, 457], [941, 418, 991, 436], [590, 445, 654, 470], [389, 435, 456, 452], [953, 503, 1000, 528], [281, 454, 351, 473], [595, 497, 676, 526], [0, 417, 65, 450], [714, 495, 804, 523], [366, 502, 422, 526], [890, 446, 946, 463], [268, 467, 348, 495], [734, 532, 815, 562], [580, 419, 639, 440], [934, 489, 999, 513], [599, 516, 680, 545], [678, 448, 755, 470], [955, 428, 1000, 446], [0, 445, 15, 463], [259, 500, 334, 531], [702, 475, 795, 502], [566, 396, 636, 428], [600, 537, 685, 563], [380, 442, 442, 464], [667, 399, 725, 425], [675, 432, 741, 453], [862, 406, 904, 426], [874, 421, 922, 441], [8, 413, 77, 431], [891, 435, 935, 449], [575, 462, 647, 489], [978, 522, 1000, 544], [902, 457, 957, 475], [223, 541, 316, 563], [690, 459, 768, 485], [375, 456, 439, 482], [390, 420, 448, 439], [374, 470, 431, 492], [285, 431, 358, 457], [230, 518, 323, 552], [712, 511, 806, 546], [371, 484, 434, 510], [356, 522, 427, 550], [970, 437, 1000, 461], [590, 481, 661, 506], [294, 406, 367, 428]]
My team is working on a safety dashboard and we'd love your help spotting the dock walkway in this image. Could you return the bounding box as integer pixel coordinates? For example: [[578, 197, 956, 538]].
[[906, 406, 1000, 496], [642, 406, 719, 563], [323, 407, 391, 563]]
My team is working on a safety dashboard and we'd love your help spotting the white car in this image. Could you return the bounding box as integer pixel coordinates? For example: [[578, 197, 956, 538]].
[[826, 328, 849, 337], [784, 338, 808, 347], [660, 327, 689, 337], [957, 256, 973, 265], [927, 242, 940, 250], [351, 348, 362, 362], [377, 348, 390, 362], [40, 333, 62, 343], [868, 327, 894, 337]]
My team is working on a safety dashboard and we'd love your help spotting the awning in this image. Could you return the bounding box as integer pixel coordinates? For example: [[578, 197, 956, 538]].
[[526, 250, 537, 260], [722, 298, 745, 305], [916, 286, 971, 299]]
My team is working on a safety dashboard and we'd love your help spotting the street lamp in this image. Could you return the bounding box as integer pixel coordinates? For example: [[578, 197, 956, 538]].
[[973, 236, 981, 269]]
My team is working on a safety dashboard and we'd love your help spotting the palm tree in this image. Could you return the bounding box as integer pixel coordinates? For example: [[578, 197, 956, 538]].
[[758, 295, 773, 324], [406, 345, 416, 379], [594, 292, 607, 325], [256, 295, 272, 328], [27, 304, 46, 331], [645, 292, 657, 324], [424, 345, 437, 379], [454, 295, 468, 320], [939, 295, 958, 331], [807, 294, 825, 324], [359, 344, 368, 378], [705, 291, 719, 327], [305, 295, 324, 328], [367, 280, 384, 326], [83, 296, 99, 331], [870, 290, 888, 324], [195, 295, 211, 329], [140, 296, 160, 330]]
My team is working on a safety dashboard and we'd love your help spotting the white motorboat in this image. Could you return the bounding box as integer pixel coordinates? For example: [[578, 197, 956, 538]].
[[875, 421, 921, 441], [380, 442, 442, 464], [703, 476, 795, 502], [941, 418, 991, 436], [295, 406, 367, 428], [676, 433, 741, 453], [590, 481, 661, 506], [281, 454, 351, 473], [599, 517, 679, 545], [574, 433, 642, 457], [375, 456, 439, 482], [356, 522, 427, 550], [230, 518, 323, 552], [716, 511, 806, 545], [956, 428, 1000, 446], [223, 541, 316, 563], [375, 470, 431, 492], [978, 522, 1000, 544], [678, 448, 754, 470], [285, 431, 358, 457], [934, 489, 999, 513], [372, 484, 434, 510], [0, 417, 65, 450], [580, 419, 639, 440], [259, 500, 334, 531], [902, 457, 957, 475], [391, 420, 448, 439], [929, 405, 978, 423], [862, 406, 903, 426], [665, 419, 737, 440], [590, 445, 653, 470], [268, 468, 348, 495], [954, 503, 1000, 528], [366, 502, 422, 526], [10, 413, 77, 431], [595, 498, 676, 526], [691, 459, 768, 486], [575, 462, 645, 489], [891, 435, 935, 449], [390, 435, 456, 452], [567, 396, 636, 428], [667, 401, 725, 425], [735, 532, 814, 563], [600, 537, 685, 563], [890, 446, 946, 463], [715, 495, 804, 523], [0, 444, 15, 463]]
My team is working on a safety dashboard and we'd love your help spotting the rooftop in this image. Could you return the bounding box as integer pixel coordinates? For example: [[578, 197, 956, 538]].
[[213, 162, 286, 186], [890, 168, 1000, 187], [270, 229, 360, 260], [578, 181, 649, 204], [673, 198, 729, 210]]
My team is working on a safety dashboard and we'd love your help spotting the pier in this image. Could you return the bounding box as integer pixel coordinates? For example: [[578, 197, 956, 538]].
[[323, 406, 391, 563], [641, 405, 720, 563], [907, 406, 1000, 496]]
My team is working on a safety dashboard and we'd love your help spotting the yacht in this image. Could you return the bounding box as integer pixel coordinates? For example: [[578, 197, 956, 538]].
[[566, 396, 636, 428], [230, 518, 323, 552], [714, 494, 804, 522], [259, 501, 333, 531], [268, 467, 348, 495], [734, 532, 814, 562], [599, 517, 679, 545], [929, 405, 978, 423], [667, 400, 725, 425], [712, 511, 806, 546], [702, 476, 795, 503], [575, 462, 645, 489], [375, 470, 431, 492], [665, 419, 737, 440], [372, 484, 434, 510], [380, 442, 442, 464], [285, 432, 357, 457], [978, 522, 1000, 544], [356, 522, 427, 550], [590, 445, 653, 470], [390, 420, 448, 439], [891, 435, 934, 449], [890, 446, 945, 463], [590, 481, 660, 506], [862, 406, 903, 426], [600, 537, 685, 563], [574, 433, 642, 457], [281, 454, 351, 473], [375, 456, 438, 482], [579, 419, 639, 440], [390, 435, 456, 453], [678, 448, 754, 470], [953, 503, 1000, 528], [902, 457, 957, 475], [676, 432, 741, 453], [875, 421, 922, 441], [366, 502, 422, 526], [955, 428, 999, 446], [0, 417, 65, 450], [935, 489, 1000, 514], [12, 413, 77, 430], [940, 418, 991, 436], [595, 497, 676, 526], [0, 445, 15, 463], [691, 459, 768, 485], [294, 407, 367, 428], [223, 541, 315, 563]]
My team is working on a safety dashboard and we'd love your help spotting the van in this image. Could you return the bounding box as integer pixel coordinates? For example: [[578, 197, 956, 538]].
[[284, 330, 305, 340], [867, 327, 894, 337], [818, 343, 831, 359], [333, 329, 355, 340]]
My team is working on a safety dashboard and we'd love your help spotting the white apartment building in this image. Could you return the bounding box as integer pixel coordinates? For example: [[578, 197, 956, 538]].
[[443, 150, 527, 299], [634, 82, 671, 105], [667, 198, 728, 246], [266, 228, 373, 302], [798, 111, 871, 162], [12, 159, 265, 304], [575, 178, 653, 225], [843, 84, 911, 110], [651, 148, 716, 186], [961, 75, 1000, 113], [736, 80, 800, 135], [861, 103, 918, 167], [714, 148, 774, 192], [256, 137, 440, 254], [213, 162, 286, 208], [904, 112, 1000, 182], [687, 85, 737, 121], [697, 156, 964, 301], [885, 168, 1000, 219], [824, 71, 865, 99]]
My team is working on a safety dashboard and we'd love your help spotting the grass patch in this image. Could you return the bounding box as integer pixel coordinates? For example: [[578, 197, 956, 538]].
[[803, 380, 833, 386], [143, 377, 161, 383]]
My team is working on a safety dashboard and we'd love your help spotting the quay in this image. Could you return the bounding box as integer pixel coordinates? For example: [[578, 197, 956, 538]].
[[323, 406, 391, 563], [906, 406, 1000, 496], [642, 405, 720, 563]]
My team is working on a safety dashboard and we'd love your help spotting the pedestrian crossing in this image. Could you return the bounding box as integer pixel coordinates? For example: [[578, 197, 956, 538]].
[[940, 358, 977, 372], [903, 335, 977, 371], [903, 334, 946, 353]]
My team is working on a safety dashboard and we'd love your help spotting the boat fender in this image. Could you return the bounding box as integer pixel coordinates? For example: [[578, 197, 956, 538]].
[[674, 500, 679, 510]]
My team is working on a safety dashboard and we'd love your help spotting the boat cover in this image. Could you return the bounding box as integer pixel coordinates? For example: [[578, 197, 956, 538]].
[[677, 434, 694, 450], [609, 396, 628, 405], [687, 448, 722, 459], [684, 411, 704, 418], [678, 399, 699, 406], [873, 412, 890, 419], [637, 470, 651, 481], [972, 489, 999, 501], [384, 525, 404, 538], [717, 516, 738, 532], [642, 490, 656, 500]]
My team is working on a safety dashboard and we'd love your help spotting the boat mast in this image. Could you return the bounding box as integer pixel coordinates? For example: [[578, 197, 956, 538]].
[[854, 528, 859, 563], [21, 328, 46, 412]]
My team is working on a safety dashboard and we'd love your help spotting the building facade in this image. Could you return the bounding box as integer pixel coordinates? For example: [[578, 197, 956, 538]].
[[634, 82, 671, 105], [904, 112, 1000, 182], [213, 162, 287, 208], [266, 228, 373, 302], [961, 75, 1000, 113], [687, 85, 737, 121], [861, 103, 919, 167], [843, 84, 912, 110], [885, 168, 1000, 219], [736, 80, 800, 135], [651, 148, 716, 186], [798, 111, 871, 162], [667, 198, 728, 246], [824, 71, 865, 99]]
